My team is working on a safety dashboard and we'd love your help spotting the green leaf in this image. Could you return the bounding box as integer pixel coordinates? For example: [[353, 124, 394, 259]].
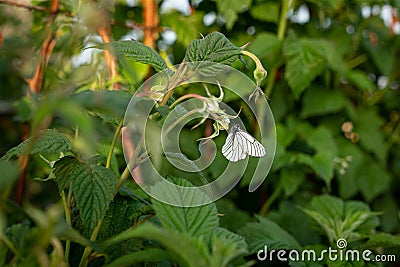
[[312, 152, 335, 182], [306, 0, 345, 12], [151, 178, 219, 237], [301, 86, 348, 118], [216, 199, 252, 232], [0, 160, 20, 191], [336, 139, 365, 199], [87, 154, 106, 165], [286, 115, 314, 138], [104, 222, 247, 267], [184, 32, 242, 70], [98, 192, 151, 241], [268, 201, 321, 246], [98, 193, 151, 260], [56, 224, 102, 253], [362, 17, 395, 76], [13, 96, 32, 122], [5, 223, 31, 252], [98, 40, 169, 73], [284, 36, 328, 98], [363, 41, 395, 76], [248, 32, 282, 68], [302, 195, 379, 244], [307, 126, 337, 153], [53, 156, 79, 191], [105, 248, 170, 267], [360, 233, 400, 250], [276, 123, 296, 149], [161, 11, 205, 47], [297, 153, 334, 184], [0, 243, 6, 266], [374, 194, 399, 232], [2, 129, 72, 160], [297, 126, 337, 184], [163, 152, 207, 182], [212, 227, 248, 252], [355, 159, 391, 202], [354, 107, 386, 162], [281, 166, 306, 197], [71, 90, 132, 120], [67, 159, 116, 233], [250, 2, 279, 23], [238, 216, 301, 254], [213, 0, 252, 30], [103, 223, 210, 267], [209, 228, 249, 267], [345, 70, 376, 91]]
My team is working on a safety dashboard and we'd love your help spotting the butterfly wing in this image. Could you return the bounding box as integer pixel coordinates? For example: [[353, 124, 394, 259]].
[[222, 125, 266, 162], [222, 131, 245, 162], [236, 130, 266, 158]]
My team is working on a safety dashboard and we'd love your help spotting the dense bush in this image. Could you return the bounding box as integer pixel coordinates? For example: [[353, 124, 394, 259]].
[[0, 0, 399, 266]]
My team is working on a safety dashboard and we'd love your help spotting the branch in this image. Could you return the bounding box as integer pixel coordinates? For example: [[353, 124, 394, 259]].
[[15, 0, 59, 204], [13, 124, 30, 204], [0, 0, 48, 12], [142, 0, 159, 49], [0, 0, 71, 16], [26, 0, 59, 93], [98, 24, 121, 90], [26, 32, 56, 93]]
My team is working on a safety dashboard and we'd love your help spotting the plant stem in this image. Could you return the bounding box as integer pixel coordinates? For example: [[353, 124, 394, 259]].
[[78, 121, 131, 266], [386, 119, 400, 149], [78, 219, 103, 267], [106, 120, 123, 169], [159, 63, 188, 106], [264, 0, 291, 97], [115, 138, 145, 193], [347, 54, 368, 69], [61, 189, 72, 262], [277, 0, 290, 40], [168, 93, 204, 109], [0, 234, 17, 255], [164, 108, 202, 135], [259, 179, 283, 216]]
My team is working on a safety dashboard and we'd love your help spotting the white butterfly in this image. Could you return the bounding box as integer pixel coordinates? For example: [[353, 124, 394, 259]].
[[222, 124, 266, 162]]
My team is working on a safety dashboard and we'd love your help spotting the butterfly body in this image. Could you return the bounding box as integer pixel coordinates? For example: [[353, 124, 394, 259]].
[[222, 124, 266, 162]]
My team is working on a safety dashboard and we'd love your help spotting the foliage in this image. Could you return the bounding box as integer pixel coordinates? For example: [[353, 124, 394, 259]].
[[1, 0, 400, 266]]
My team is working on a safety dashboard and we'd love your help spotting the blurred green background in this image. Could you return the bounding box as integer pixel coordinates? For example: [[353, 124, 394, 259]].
[[1, 0, 400, 266]]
